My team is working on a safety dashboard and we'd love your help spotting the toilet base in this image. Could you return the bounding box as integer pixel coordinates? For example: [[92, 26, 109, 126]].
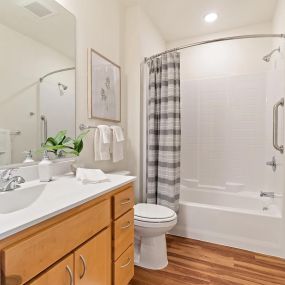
[[134, 234, 168, 270]]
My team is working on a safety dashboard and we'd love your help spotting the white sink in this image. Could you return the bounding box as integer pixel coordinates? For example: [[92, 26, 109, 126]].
[[0, 184, 46, 214]]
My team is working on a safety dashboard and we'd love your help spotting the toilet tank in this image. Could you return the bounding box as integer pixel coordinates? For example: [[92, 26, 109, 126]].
[[110, 170, 131, 176]]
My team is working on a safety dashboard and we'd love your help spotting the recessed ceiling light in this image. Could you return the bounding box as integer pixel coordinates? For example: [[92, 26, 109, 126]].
[[204, 12, 218, 23]]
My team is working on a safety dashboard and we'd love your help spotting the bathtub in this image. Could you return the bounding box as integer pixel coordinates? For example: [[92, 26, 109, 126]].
[[170, 183, 284, 257]]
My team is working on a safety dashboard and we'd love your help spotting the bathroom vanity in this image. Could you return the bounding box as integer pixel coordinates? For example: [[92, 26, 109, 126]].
[[0, 174, 135, 285]]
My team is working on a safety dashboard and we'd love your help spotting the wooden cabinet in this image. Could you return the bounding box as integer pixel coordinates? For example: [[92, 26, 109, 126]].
[[113, 187, 134, 219], [28, 227, 112, 285], [0, 183, 134, 285], [114, 246, 134, 285], [112, 187, 135, 285], [113, 209, 134, 261], [28, 255, 74, 285], [2, 200, 110, 285], [74, 228, 111, 285]]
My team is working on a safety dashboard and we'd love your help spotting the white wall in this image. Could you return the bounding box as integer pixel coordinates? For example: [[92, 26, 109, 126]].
[[124, 4, 165, 200], [0, 22, 74, 164], [167, 22, 273, 79], [272, 0, 285, 258], [55, 0, 128, 172], [167, 22, 280, 193], [54, 1, 165, 199]]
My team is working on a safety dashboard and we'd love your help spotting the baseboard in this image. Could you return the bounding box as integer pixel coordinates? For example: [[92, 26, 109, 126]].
[[169, 226, 283, 258]]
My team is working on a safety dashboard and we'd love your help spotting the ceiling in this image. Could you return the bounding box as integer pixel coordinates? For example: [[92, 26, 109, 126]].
[[123, 0, 278, 42], [0, 0, 75, 59]]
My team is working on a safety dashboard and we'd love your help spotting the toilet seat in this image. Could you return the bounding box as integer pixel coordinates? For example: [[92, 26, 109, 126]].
[[134, 203, 177, 223]]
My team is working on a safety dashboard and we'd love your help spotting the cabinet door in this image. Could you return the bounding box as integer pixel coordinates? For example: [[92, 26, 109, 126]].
[[28, 254, 74, 285], [74, 227, 111, 285]]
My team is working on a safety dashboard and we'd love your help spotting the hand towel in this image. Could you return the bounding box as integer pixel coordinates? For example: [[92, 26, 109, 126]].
[[110, 126, 124, 162], [0, 129, 11, 165], [76, 168, 109, 184], [94, 125, 111, 161]]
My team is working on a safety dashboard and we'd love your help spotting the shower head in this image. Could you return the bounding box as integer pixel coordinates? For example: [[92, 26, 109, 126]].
[[58, 82, 68, 90], [263, 47, 280, 62], [58, 82, 68, 96]]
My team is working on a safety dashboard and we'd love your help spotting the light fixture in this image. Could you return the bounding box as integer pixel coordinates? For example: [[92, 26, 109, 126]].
[[204, 12, 218, 23]]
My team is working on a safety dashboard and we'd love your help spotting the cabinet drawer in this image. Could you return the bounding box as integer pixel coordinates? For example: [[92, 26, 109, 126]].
[[113, 187, 134, 219], [114, 245, 134, 285], [113, 209, 134, 260], [2, 199, 110, 285], [28, 254, 73, 285]]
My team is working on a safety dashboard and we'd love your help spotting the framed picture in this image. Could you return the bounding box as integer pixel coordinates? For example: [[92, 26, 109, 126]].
[[88, 48, 121, 122]]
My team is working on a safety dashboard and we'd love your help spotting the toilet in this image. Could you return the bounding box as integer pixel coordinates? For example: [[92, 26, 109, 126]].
[[134, 203, 177, 270], [110, 170, 177, 269]]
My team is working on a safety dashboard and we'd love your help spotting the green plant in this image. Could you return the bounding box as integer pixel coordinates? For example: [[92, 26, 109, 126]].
[[41, 130, 89, 157]]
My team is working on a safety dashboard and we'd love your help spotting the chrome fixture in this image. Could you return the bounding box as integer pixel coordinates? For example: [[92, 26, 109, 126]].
[[144, 34, 285, 62], [0, 168, 25, 192], [263, 47, 280, 62], [39, 67, 75, 82], [58, 82, 68, 91], [58, 82, 68, 96], [9, 130, 21, 135], [41, 115, 48, 144], [79, 123, 124, 131], [266, 156, 277, 171], [260, 191, 275, 198], [79, 123, 98, 131], [273, 98, 284, 153]]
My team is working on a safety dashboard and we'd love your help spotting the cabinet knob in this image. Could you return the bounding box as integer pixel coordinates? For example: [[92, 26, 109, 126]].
[[79, 255, 87, 279]]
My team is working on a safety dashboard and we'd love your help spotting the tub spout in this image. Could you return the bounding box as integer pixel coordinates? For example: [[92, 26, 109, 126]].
[[260, 191, 275, 198]]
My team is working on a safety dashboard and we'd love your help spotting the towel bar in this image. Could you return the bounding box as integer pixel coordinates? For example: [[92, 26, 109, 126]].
[[79, 123, 123, 131], [10, 130, 21, 135]]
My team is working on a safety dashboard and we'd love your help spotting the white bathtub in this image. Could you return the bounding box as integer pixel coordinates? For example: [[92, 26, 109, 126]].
[[170, 184, 284, 257]]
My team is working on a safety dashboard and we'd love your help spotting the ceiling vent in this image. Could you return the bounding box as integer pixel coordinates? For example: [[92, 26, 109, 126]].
[[23, 1, 54, 18]]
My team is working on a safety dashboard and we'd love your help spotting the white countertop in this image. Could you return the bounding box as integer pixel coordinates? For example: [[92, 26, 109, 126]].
[[0, 174, 136, 240]]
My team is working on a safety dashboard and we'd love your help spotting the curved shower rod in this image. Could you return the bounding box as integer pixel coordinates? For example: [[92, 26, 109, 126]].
[[144, 33, 285, 62], [39, 67, 75, 82]]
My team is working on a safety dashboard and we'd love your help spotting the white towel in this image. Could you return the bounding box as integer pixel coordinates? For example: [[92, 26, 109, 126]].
[[76, 168, 109, 184], [94, 125, 111, 161], [0, 129, 11, 165], [110, 126, 124, 162]]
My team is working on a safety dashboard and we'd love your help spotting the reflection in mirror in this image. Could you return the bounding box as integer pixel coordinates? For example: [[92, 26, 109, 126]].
[[0, 0, 76, 166]]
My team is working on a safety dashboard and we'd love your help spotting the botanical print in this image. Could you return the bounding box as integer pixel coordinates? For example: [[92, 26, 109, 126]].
[[89, 49, 121, 122]]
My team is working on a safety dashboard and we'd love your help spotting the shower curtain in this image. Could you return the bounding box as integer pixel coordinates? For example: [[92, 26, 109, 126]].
[[146, 52, 181, 212]]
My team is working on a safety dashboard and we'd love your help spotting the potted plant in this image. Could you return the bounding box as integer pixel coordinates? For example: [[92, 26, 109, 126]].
[[41, 130, 89, 158]]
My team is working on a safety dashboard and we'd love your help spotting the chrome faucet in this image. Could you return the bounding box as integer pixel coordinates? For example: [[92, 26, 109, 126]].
[[0, 168, 25, 192], [260, 191, 275, 198]]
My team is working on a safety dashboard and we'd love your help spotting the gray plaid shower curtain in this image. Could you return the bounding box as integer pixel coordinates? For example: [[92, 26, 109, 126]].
[[147, 52, 181, 212]]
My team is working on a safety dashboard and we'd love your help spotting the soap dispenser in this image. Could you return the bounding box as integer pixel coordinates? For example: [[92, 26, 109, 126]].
[[23, 150, 34, 163], [38, 151, 53, 182]]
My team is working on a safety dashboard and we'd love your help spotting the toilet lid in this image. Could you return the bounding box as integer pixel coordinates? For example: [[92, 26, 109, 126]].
[[134, 203, 176, 222]]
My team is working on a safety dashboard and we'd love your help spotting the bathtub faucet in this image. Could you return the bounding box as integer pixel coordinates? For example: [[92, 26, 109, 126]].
[[260, 191, 275, 198]]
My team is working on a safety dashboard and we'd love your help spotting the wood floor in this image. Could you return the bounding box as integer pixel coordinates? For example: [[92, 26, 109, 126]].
[[130, 235, 285, 285]]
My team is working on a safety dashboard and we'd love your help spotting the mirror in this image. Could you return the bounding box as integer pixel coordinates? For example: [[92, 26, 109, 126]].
[[0, 0, 76, 166]]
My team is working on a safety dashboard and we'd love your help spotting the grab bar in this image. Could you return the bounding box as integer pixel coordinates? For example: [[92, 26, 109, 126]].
[[273, 98, 284, 153], [40, 115, 48, 144]]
